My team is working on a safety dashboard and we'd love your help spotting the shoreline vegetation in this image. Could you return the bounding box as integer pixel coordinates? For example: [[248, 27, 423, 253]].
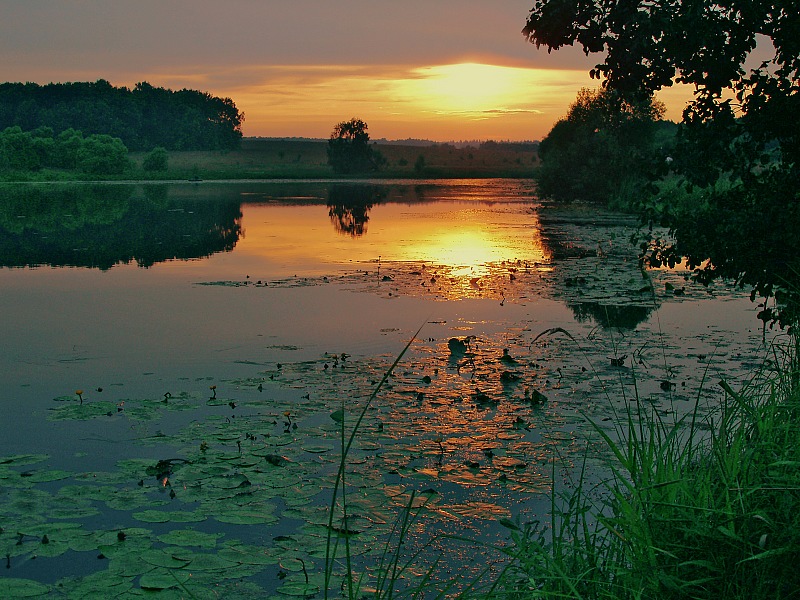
[[491, 332, 800, 598], [0, 137, 539, 182]]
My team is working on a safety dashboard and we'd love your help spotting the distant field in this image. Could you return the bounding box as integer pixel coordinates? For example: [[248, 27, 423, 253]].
[[128, 138, 539, 179]]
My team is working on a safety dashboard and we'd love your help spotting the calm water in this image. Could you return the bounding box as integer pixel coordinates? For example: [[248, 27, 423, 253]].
[[0, 180, 773, 595]]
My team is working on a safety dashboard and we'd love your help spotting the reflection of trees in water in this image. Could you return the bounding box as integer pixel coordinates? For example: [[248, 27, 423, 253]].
[[0, 184, 242, 269], [536, 208, 662, 328], [569, 302, 654, 330], [326, 184, 387, 237]]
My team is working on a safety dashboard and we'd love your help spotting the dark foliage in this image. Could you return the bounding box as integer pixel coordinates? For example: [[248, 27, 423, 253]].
[[327, 118, 385, 174], [0, 126, 129, 174], [524, 0, 800, 327], [0, 80, 244, 151], [142, 147, 169, 172], [535, 87, 669, 205]]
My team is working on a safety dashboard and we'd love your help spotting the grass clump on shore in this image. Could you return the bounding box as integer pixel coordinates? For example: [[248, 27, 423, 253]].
[[495, 335, 800, 599]]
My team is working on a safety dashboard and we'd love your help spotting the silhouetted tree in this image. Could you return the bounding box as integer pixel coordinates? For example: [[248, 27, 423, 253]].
[[327, 118, 384, 174], [536, 87, 668, 205], [0, 80, 244, 151]]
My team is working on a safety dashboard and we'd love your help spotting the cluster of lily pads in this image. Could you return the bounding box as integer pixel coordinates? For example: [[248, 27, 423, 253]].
[[2, 292, 769, 598]]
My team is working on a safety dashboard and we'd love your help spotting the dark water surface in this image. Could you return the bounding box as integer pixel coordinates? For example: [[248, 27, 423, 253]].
[[0, 180, 774, 596]]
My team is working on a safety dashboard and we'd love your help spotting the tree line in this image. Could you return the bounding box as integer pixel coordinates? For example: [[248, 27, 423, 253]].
[[0, 126, 129, 174], [0, 80, 244, 151]]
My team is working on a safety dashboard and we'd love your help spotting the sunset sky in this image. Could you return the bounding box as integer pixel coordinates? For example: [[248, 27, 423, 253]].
[[0, 0, 693, 141]]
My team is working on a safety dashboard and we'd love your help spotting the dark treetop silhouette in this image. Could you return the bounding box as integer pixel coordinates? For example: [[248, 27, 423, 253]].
[[524, 0, 800, 327], [0, 80, 244, 151]]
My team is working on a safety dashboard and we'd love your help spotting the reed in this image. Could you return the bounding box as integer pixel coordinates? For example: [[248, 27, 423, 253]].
[[493, 332, 800, 599]]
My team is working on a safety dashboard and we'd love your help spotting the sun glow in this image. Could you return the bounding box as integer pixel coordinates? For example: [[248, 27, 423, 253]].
[[409, 63, 521, 114], [224, 61, 594, 140]]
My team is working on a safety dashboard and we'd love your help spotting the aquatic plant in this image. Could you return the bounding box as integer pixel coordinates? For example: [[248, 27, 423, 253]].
[[493, 333, 800, 599], [324, 323, 430, 598]]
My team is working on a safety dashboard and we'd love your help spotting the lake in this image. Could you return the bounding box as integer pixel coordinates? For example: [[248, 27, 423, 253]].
[[0, 180, 775, 597]]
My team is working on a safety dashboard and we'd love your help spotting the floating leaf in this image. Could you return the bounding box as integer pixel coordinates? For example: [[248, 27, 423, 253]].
[[157, 529, 221, 549], [301, 444, 334, 454], [133, 510, 174, 523], [140, 549, 192, 569], [276, 581, 322, 597], [448, 501, 511, 520], [0, 578, 50, 597], [55, 570, 133, 597], [0, 454, 49, 466], [214, 506, 279, 526], [175, 552, 237, 572], [139, 567, 192, 590], [218, 542, 280, 566]]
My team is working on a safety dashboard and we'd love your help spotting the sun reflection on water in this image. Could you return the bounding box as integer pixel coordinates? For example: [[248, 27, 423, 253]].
[[227, 199, 551, 301]]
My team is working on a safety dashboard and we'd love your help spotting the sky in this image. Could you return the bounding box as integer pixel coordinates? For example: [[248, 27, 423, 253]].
[[0, 0, 694, 141]]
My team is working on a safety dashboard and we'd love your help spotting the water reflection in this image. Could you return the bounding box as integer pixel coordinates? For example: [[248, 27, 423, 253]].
[[0, 184, 242, 269], [0, 181, 675, 331], [0, 180, 770, 595], [569, 301, 654, 330], [326, 184, 386, 237]]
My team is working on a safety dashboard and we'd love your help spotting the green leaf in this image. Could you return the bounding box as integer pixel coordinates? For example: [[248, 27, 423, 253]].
[[139, 567, 191, 590], [0, 578, 50, 597], [157, 529, 222, 549], [140, 549, 192, 569]]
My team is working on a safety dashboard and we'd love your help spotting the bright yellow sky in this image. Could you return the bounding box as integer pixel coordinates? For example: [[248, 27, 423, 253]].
[[228, 62, 692, 141]]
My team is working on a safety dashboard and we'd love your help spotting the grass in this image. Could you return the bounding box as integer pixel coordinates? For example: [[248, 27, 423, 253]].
[[0, 139, 538, 182], [130, 139, 538, 181], [491, 332, 800, 599]]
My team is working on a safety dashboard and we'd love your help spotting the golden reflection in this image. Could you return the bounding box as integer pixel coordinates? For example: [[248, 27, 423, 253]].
[[230, 199, 549, 294], [411, 227, 515, 276]]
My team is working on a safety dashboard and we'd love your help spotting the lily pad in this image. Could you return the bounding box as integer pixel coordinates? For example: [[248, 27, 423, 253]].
[[157, 529, 222, 549], [213, 505, 279, 525], [276, 581, 322, 597], [0, 454, 49, 466], [0, 578, 50, 597], [141, 548, 192, 569], [139, 567, 192, 590]]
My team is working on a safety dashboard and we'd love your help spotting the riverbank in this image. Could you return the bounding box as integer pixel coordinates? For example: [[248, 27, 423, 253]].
[[0, 138, 539, 182], [495, 334, 800, 599]]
